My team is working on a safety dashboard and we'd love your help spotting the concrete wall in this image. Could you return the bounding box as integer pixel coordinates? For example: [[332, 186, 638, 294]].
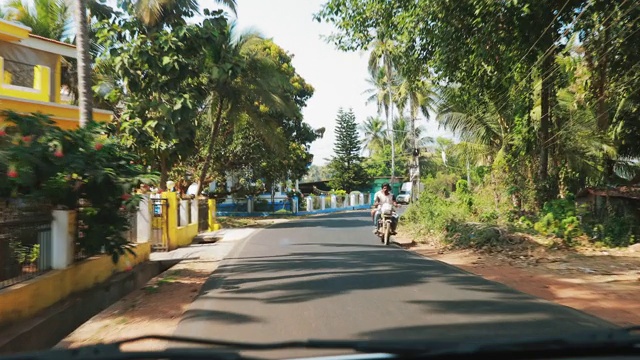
[[0, 242, 150, 328]]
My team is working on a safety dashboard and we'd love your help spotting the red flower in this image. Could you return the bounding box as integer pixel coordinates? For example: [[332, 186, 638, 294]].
[[121, 193, 132, 201], [94, 143, 103, 150], [0, 129, 6, 136], [54, 150, 64, 158], [7, 168, 18, 178], [22, 135, 31, 142]]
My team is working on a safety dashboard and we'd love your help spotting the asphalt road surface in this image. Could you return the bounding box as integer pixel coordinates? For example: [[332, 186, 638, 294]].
[[175, 210, 614, 358]]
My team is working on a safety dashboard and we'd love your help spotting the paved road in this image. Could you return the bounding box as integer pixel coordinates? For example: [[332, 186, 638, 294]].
[[175, 211, 614, 358]]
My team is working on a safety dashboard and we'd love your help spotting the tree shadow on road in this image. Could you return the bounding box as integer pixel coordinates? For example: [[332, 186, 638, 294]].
[[198, 246, 607, 326], [178, 245, 612, 345], [355, 317, 614, 344]]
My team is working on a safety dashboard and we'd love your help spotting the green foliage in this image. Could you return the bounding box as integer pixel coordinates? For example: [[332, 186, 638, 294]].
[[0, 111, 158, 262], [421, 172, 458, 198], [9, 241, 40, 265], [581, 201, 639, 248], [533, 197, 582, 241], [316, 0, 640, 251], [455, 179, 473, 211], [93, 8, 229, 183], [327, 108, 370, 192]]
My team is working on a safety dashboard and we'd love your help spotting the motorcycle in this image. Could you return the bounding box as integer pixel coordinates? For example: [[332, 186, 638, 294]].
[[376, 203, 396, 245]]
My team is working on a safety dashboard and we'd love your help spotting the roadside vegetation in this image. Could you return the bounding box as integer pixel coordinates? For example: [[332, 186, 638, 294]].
[[316, 0, 640, 250], [0, 0, 321, 260]]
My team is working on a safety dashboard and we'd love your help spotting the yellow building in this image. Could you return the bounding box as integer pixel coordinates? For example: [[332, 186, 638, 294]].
[[0, 19, 112, 129]]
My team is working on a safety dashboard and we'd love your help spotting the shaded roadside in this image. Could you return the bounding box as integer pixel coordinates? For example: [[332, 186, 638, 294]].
[[57, 229, 257, 351], [402, 237, 640, 327]]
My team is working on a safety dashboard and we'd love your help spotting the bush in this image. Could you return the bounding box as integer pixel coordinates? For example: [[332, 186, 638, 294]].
[[1, 111, 158, 262], [533, 196, 583, 242]]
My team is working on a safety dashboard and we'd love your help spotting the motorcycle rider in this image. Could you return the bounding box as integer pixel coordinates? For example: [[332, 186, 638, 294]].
[[371, 183, 399, 235]]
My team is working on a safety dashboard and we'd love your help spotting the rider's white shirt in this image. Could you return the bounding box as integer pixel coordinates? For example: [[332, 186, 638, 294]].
[[374, 190, 394, 209]]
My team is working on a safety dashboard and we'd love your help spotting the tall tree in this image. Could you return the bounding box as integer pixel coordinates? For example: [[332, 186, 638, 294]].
[[95, 7, 228, 187], [127, 0, 236, 28], [4, 0, 70, 40], [73, 0, 93, 128], [327, 108, 370, 192], [368, 35, 398, 180], [195, 26, 302, 193], [360, 116, 385, 156]]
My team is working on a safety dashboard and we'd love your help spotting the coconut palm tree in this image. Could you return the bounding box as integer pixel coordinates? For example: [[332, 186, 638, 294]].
[[368, 34, 398, 179], [127, 0, 236, 28], [360, 116, 385, 156], [72, 0, 92, 127], [196, 24, 298, 193], [4, 0, 71, 41], [363, 69, 392, 122]]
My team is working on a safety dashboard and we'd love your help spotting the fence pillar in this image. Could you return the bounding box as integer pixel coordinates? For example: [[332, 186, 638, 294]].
[[136, 195, 151, 243], [350, 193, 356, 207], [292, 196, 298, 214], [359, 193, 364, 205], [306, 197, 313, 211], [208, 198, 221, 231], [191, 198, 198, 224], [320, 195, 326, 210], [163, 192, 178, 250], [179, 199, 189, 227], [247, 196, 254, 213], [330, 195, 337, 208], [51, 209, 75, 269]]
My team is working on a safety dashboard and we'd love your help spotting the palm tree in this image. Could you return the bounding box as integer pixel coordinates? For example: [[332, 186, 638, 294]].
[[395, 76, 437, 200], [368, 34, 398, 179], [129, 0, 236, 27], [196, 24, 298, 193], [360, 116, 385, 156], [73, 0, 92, 127], [363, 69, 392, 121], [436, 86, 503, 155], [4, 0, 71, 40], [396, 77, 436, 151]]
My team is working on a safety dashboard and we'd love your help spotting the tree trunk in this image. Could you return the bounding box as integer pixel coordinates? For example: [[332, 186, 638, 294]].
[[73, 0, 93, 127], [488, 155, 500, 210], [586, 18, 612, 181], [196, 98, 225, 194], [538, 52, 554, 183], [159, 155, 168, 190]]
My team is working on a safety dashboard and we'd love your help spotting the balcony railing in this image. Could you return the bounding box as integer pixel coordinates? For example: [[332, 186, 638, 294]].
[[0, 56, 50, 102]]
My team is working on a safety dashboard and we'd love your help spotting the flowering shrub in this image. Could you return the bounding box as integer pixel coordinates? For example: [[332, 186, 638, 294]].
[[1, 111, 158, 262]]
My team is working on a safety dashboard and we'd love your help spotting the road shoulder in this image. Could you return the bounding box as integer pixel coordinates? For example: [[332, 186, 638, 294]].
[[56, 228, 261, 351], [398, 236, 640, 327]]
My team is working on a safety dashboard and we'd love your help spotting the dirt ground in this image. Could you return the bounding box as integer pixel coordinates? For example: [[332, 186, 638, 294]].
[[402, 234, 640, 327], [58, 258, 218, 352]]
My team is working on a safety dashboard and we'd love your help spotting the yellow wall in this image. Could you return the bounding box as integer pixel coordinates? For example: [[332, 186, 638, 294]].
[[0, 243, 150, 327], [0, 20, 30, 42], [0, 55, 113, 128], [0, 57, 50, 102], [0, 96, 112, 128], [208, 198, 221, 231], [162, 192, 198, 250]]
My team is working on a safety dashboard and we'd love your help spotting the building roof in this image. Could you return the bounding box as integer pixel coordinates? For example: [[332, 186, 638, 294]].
[[0, 19, 76, 58], [580, 186, 640, 200]]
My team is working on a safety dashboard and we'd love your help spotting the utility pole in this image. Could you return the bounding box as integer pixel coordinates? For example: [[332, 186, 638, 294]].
[[411, 113, 419, 202], [389, 92, 396, 186]]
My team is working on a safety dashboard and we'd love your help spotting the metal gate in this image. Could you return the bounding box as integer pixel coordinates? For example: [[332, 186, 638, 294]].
[[151, 198, 169, 251]]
